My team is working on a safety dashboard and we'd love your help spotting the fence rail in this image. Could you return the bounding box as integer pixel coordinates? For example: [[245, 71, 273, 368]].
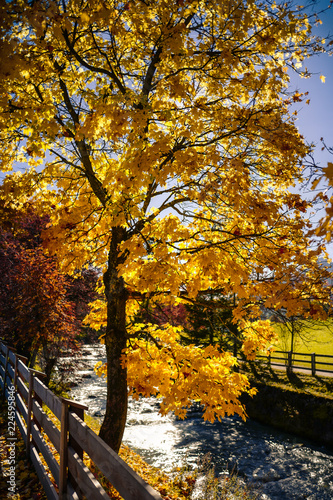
[[0, 341, 163, 500], [255, 350, 333, 376]]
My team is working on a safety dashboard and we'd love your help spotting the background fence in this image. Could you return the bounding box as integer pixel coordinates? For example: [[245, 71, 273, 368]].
[[255, 350, 333, 376], [0, 341, 162, 500]]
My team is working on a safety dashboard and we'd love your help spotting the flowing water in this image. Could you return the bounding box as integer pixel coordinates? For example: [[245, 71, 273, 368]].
[[69, 344, 333, 499]]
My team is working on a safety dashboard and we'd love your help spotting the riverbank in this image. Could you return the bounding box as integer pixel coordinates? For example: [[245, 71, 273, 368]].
[[241, 363, 333, 448], [0, 405, 258, 500], [69, 344, 333, 499]]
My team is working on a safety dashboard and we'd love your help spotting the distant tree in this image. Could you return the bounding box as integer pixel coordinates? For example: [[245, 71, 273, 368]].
[[133, 293, 243, 358], [66, 267, 101, 343], [260, 252, 333, 372], [183, 293, 241, 356], [270, 306, 333, 373], [135, 299, 188, 328], [0, 205, 82, 385]]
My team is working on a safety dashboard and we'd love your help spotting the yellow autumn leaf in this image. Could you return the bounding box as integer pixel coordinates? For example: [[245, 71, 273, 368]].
[[324, 162, 333, 180], [80, 12, 90, 23], [0, 0, 331, 453]]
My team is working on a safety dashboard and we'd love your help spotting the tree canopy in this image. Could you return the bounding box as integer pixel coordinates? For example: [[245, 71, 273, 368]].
[[0, 0, 331, 452]]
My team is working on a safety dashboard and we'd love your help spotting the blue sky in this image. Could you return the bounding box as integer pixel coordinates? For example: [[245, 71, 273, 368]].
[[290, 2, 333, 167], [289, 2, 333, 256]]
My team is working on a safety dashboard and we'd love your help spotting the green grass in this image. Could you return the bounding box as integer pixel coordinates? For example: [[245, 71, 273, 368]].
[[262, 319, 333, 373], [272, 319, 333, 354], [241, 362, 333, 399]]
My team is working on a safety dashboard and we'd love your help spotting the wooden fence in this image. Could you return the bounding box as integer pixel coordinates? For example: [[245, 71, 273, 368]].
[[0, 341, 163, 500], [255, 350, 333, 376]]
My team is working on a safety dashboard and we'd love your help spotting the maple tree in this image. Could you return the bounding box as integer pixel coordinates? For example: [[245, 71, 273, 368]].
[[0, 0, 332, 452]]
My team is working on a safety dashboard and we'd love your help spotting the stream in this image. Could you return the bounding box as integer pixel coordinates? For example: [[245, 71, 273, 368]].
[[69, 344, 333, 500]]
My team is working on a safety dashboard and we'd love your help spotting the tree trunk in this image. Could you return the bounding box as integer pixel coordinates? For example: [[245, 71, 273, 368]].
[[288, 319, 295, 376], [99, 227, 129, 453], [44, 357, 57, 386], [28, 346, 39, 369]]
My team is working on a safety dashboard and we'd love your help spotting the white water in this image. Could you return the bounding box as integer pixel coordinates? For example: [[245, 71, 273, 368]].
[[70, 344, 333, 500]]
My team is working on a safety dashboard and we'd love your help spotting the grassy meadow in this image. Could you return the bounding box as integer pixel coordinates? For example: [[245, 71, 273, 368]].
[[263, 319, 333, 373]]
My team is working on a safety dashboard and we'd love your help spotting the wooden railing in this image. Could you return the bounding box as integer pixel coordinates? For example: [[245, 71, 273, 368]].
[[255, 350, 333, 376], [0, 341, 163, 500]]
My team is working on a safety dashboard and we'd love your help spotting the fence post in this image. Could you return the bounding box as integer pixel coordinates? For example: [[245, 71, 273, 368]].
[[311, 353, 316, 376], [59, 399, 69, 500], [26, 370, 34, 457], [30, 369, 46, 434], [287, 351, 292, 373], [68, 400, 88, 498]]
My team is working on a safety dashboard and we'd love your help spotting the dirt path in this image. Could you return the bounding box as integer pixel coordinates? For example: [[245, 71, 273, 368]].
[[269, 362, 333, 378]]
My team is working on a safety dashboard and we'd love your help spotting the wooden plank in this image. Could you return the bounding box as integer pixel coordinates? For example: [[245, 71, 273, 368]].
[[16, 411, 27, 446], [59, 401, 69, 500], [34, 376, 62, 420], [17, 376, 29, 403], [0, 354, 6, 369], [31, 421, 60, 486], [29, 368, 47, 378], [4, 384, 16, 401], [14, 356, 18, 391], [68, 413, 163, 500], [60, 396, 88, 411], [34, 390, 43, 433], [67, 446, 110, 500], [26, 371, 34, 457], [17, 359, 30, 383], [66, 483, 80, 500], [68, 405, 86, 495], [5, 374, 13, 389], [16, 393, 28, 424], [315, 367, 333, 373], [29, 444, 58, 500], [3, 347, 9, 397], [16, 354, 28, 363], [8, 350, 16, 364], [4, 386, 12, 401], [32, 400, 61, 452], [7, 363, 15, 381], [0, 346, 6, 394]]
